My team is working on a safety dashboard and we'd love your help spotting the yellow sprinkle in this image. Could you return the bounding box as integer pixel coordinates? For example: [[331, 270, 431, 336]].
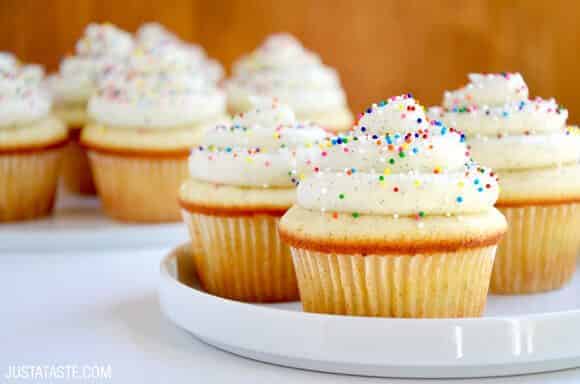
[[305, 142, 312, 148], [458, 181, 465, 189], [246, 157, 253, 163], [299, 173, 305, 180], [414, 180, 421, 187], [383, 168, 391, 175]]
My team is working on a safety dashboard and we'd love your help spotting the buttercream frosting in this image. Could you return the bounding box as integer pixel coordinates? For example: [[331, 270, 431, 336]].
[[0, 53, 51, 126], [88, 48, 225, 128], [189, 100, 327, 187], [136, 22, 223, 83], [227, 34, 348, 115], [48, 23, 134, 105], [432, 73, 576, 172], [295, 95, 500, 217]]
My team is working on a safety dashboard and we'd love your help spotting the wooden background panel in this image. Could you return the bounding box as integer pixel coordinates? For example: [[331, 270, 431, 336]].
[[0, 0, 577, 119]]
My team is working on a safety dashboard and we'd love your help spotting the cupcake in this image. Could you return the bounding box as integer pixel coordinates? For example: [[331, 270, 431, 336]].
[[179, 100, 327, 302], [81, 46, 227, 223], [279, 95, 507, 318], [432, 73, 580, 293], [227, 34, 353, 133], [48, 23, 134, 195], [0, 53, 67, 221]]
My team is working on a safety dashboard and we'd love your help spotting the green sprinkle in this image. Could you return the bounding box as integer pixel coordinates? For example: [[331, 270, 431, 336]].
[[419, 211, 425, 217], [338, 193, 345, 199], [352, 212, 360, 218], [389, 158, 395, 164], [399, 151, 406, 158], [378, 175, 385, 181]]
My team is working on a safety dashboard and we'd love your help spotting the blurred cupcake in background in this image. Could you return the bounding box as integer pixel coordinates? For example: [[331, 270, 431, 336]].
[[432, 73, 580, 293], [0, 53, 67, 221], [179, 99, 327, 302], [48, 23, 134, 195], [228, 34, 353, 133], [136, 22, 224, 84], [81, 44, 227, 223]]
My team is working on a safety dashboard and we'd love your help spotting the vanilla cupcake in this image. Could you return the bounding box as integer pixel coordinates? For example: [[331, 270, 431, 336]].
[[279, 95, 507, 318], [48, 23, 134, 195], [81, 48, 227, 222], [179, 100, 327, 302], [227, 34, 353, 133], [0, 53, 67, 221], [432, 73, 580, 293]]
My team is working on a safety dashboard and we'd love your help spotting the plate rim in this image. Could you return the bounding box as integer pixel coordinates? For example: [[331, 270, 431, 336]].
[[159, 244, 580, 378]]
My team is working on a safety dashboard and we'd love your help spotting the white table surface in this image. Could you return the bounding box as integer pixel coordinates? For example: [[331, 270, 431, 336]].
[[2, 246, 579, 383]]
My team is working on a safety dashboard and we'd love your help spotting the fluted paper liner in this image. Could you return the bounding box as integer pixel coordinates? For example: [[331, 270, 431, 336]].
[[61, 139, 96, 195], [290, 246, 496, 318], [88, 151, 188, 222], [183, 211, 299, 302], [0, 149, 62, 221], [491, 204, 579, 294]]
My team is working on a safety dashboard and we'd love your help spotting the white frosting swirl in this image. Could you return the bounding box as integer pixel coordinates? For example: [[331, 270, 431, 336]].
[[136, 23, 223, 83], [88, 49, 225, 128], [0, 54, 51, 125], [48, 23, 134, 104], [434, 73, 575, 171], [443, 73, 528, 108], [189, 101, 327, 187], [296, 95, 500, 217], [227, 34, 347, 115]]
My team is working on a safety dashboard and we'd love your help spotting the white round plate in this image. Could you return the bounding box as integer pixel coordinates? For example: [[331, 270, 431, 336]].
[[0, 193, 188, 252], [159, 245, 580, 379]]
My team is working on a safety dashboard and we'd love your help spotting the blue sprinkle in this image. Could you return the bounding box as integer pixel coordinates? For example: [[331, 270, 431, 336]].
[[456, 196, 464, 203]]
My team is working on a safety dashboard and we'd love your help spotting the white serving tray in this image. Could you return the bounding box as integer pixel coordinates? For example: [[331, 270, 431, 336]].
[[0, 193, 188, 252], [159, 244, 580, 379]]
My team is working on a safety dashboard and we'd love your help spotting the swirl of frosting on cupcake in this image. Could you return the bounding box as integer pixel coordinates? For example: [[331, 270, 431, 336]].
[[88, 47, 225, 128], [0, 54, 51, 125], [228, 34, 347, 114], [233, 34, 320, 74], [296, 95, 500, 217], [48, 23, 134, 104], [189, 100, 327, 187], [136, 22, 223, 83], [431, 73, 578, 170]]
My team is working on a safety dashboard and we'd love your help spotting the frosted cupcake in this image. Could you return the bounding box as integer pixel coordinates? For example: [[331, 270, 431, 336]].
[[136, 22, 224, 84], [432, 73, 580, 293], [82, 48, 227, 222], [0, 53, 67, 221], [227, 34, 353, 133], [279, 95, 507, 318], [179, 100, 327, 302], [48, 23, 134, 195]]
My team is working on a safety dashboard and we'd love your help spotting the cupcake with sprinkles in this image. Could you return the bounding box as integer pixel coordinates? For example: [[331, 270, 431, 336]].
[[81, 46, 227, 222], [279, 94, 507, 318], [179, 99, 327, 302], [48, 23, 134, 195], [0, 53, 67, 221], [227, 33, 353, 133], [432, 73, 580, 293]]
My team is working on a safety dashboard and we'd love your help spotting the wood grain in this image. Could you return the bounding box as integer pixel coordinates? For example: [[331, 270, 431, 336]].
[[0, 0, 577, 119]]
